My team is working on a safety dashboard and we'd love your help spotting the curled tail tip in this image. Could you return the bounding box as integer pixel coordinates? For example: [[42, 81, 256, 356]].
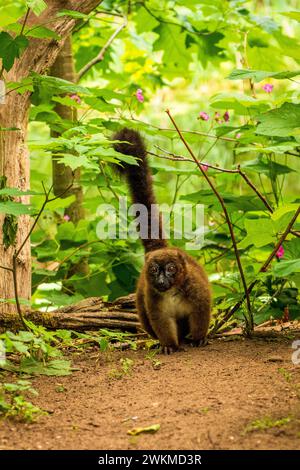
[[113, 127, 147, 159]]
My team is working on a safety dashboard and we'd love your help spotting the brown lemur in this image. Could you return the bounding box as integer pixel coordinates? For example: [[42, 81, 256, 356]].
[[113, 128, 211, 354]]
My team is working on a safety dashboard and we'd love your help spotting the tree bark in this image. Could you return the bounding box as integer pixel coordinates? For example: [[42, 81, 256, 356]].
[[0, 1, 102, 315]]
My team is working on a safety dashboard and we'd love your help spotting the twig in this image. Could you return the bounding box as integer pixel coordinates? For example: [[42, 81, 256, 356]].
[[166, 109, 252, 316], [290, 229, 300, 238], [237, 165, 273, 213], [16, 183, 73, 258], [12, 253, 28, 330], [77, 18, 127, 80], [214, 205, 300, 331], [20, 7, 30, 35], [0, 264, 13, 272], [132, 116, 237, 142], [98, 162, 119, 199], [136, 1, 219, 38]]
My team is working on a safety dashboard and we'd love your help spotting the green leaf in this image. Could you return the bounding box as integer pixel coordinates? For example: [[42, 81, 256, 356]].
[[32, 73, 92, 96], [0, 32, 29, 71], [153, 24, 190, 71], [240, 156, 295, 176], [272, 259, 300, 277], [26, 0, 47, 16], [256, 103, 300, 137], [227, 69, 300, 83], [19, 357, 72, 376], [280, 11, 300, 22], [210, 92, 268, 114], [181, 190, 267, 212], [239, 218, 276, 248], [26, 26, 59, 40], [57, 9, 89, 19], [0, 201, 33, 216], [55, 154, 99, 171], [0, 188, 41, 197]]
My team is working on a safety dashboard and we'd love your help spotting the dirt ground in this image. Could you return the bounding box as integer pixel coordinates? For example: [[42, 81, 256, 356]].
[[1, 336, 300, 450]]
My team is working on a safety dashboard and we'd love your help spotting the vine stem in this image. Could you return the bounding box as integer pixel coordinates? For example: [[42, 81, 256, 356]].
[[166, 109, 252, 315]]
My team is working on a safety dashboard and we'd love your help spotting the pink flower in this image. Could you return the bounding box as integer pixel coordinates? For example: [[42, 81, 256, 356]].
[[69, 94, 81, 104], [223, 111, 230, 122], [199, 111, 209, 121], [214, 112, 221, 121], [276, 245, 284, 259], [136, 88, 144, 103], [236, 133, 242, 139], [63, 215, 71, 222], [262, 83, 273, 93], [200, 163, 209, 172]]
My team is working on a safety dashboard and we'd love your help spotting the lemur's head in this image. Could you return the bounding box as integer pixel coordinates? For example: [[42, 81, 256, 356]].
[[145, 248, 186, 292]]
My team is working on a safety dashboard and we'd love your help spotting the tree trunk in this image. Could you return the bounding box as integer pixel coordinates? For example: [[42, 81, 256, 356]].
[[0, 1, 102, 316]]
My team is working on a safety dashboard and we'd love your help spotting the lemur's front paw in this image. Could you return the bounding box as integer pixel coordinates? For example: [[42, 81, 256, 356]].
[[191, 337, 208, 347], [161, 345, 178, 355]]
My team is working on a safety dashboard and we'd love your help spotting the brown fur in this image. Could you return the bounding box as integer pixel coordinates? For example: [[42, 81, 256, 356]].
[[113, 129, 211, 353], [137, 248, 211, 353]]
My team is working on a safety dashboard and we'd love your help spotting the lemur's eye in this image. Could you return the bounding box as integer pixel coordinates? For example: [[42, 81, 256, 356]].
[[149, 264, 159, 274], [166, 263, 176, 274]]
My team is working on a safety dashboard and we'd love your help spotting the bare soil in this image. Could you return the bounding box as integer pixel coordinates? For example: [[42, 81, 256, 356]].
[[1, 336, 300, 450]]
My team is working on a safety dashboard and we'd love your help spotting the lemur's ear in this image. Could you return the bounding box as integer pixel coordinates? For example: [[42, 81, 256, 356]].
[[177, 251, 186, 266]]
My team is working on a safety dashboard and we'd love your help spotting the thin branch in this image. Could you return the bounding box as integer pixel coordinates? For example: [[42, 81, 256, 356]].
[[99, 162, 119, 199], [0, 264, 13, 272], [132, 116, 237, 142], [290, 229, 300, 238], [16, 183, 73, 258], [20, 7, 30, 35], [136, 1, 220, 37], [32, 240, 104, 288], [166, 109, 252, 315], [77, 18, 127, 80], [237, 165, 273, 213], [12, 253, 28, 330]]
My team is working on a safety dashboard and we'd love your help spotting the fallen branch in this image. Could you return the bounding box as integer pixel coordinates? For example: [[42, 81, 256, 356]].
[[0, 295, 140, 332]]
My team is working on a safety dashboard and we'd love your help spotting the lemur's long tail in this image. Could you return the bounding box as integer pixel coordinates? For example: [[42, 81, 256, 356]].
[[113, 128, 167, 253]]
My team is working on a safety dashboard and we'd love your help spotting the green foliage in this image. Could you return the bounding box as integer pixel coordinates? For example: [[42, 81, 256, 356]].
[[245, 416, 291, 433], [0, 379, 45, 422]]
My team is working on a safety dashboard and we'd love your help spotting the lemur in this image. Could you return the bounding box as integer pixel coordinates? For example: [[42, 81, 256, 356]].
[[113, 128, 211, 354]]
